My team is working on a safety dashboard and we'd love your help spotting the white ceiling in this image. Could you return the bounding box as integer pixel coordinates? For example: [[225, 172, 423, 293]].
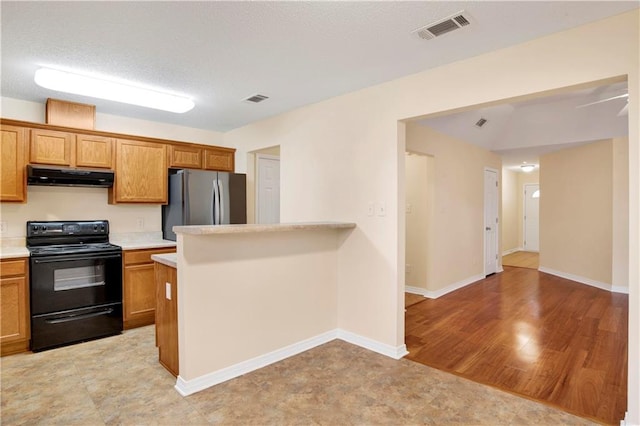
[[1, 1, 637, 166]]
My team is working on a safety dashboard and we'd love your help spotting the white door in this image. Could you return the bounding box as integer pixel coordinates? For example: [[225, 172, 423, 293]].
[[524, 184, 540, 252], [484, 169, 499, 275], [256, 155, 280, 224]]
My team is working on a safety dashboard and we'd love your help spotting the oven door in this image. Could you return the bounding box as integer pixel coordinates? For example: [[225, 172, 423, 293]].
[[30, 252, 122, 315]]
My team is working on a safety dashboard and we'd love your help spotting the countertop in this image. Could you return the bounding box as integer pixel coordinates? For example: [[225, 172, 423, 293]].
[[0, 232, 176, 259], [173, 222, 356, 236], [109, 232, 177, 250], [151, 252, 177, 268]]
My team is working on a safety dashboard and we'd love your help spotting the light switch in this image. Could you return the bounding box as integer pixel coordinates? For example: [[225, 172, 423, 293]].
[[165, 282, 171, 300], [377, 202, 386, 217], [367, 203, 375, 217]]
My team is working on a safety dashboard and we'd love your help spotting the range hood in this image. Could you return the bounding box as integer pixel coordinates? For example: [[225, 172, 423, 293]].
[[27, 165, 114, 188]]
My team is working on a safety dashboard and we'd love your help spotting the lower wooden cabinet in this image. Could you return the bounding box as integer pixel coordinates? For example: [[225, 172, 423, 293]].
[[0, 258, 30, 355], [155, 261, 178, 376], [123, 248, 175, 329]]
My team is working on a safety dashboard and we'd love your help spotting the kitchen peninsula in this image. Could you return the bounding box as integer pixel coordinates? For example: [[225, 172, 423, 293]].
[[156, 222, 355, 396]]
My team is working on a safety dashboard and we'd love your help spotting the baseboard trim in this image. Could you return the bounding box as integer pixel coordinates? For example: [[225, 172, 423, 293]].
[[502, 247, 523, 256], [405, 285, 427, 296], [538, 266, 628, 294], [337, 329, 409, 359], [175, 328, 408, 396], [175, 330, 337, 396], [423, 274, 485, 299]]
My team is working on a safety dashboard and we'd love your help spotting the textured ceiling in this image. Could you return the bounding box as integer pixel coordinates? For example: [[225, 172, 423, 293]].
[[1, 1, 637, 169], [1, 1, 637, 137]]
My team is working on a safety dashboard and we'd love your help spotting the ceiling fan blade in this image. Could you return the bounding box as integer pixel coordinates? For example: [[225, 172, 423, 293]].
[[576, 93, 629, 108], [617, 103, 629, 116]]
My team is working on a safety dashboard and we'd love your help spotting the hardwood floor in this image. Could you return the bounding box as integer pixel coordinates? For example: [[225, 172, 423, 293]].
[[405, 266, 628, 425], [405, 292, 425, 308], [502, 250, 540, 269]]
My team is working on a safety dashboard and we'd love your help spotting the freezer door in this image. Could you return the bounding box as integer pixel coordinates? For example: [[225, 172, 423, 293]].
[[218, 173, 247, 225], [162, 171, 187, 241]]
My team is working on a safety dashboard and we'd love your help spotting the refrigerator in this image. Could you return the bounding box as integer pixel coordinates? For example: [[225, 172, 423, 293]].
[[162, 169, 247, 241]]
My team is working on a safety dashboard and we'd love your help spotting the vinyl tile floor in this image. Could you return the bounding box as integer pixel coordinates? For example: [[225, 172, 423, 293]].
[[1, 325, 596, 425]]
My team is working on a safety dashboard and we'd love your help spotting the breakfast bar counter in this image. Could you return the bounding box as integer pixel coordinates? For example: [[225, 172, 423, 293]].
[[170, 221, 355, 396]]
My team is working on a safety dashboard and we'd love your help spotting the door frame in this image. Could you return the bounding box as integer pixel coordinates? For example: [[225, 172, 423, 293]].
[[255, 154, 280, 224], [523, 183, 540, 252], [484, 167, 500, 276]]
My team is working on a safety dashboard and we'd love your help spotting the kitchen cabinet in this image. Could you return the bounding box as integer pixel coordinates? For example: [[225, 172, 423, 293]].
[[0, 258, 30, 356], [1, 125, 27, 202], [110, 139, 167, 204], [123, 248, 176, 329], [168, 144, 202, 169], [30, 128, 74, 166], [75, 134, 114, 169], [203, 147, 234, 172], [155, 261, 178, 376]]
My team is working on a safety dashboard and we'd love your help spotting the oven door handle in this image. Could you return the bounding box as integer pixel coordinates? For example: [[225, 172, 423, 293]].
[[32, 253, 122, 264], [45, 308, 114, 324]]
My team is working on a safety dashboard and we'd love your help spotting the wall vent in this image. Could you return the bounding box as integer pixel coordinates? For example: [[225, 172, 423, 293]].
[[412, 11, 472, 40], [244, 94, 269, 103]]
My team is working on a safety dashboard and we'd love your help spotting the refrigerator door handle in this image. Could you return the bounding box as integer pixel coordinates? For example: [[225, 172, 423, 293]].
[[218, 179, 225, 224], [183, 171, 190, 225], [211, 178, 219, 225]]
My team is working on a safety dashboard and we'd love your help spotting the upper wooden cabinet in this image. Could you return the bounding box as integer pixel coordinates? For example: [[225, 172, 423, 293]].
[[110, 139, 167, 204], [75, 134, 114, 169], [30, 129, 74, 166], [168, 144, 202, 169], [1, 125, 27, 202], [203, 147, 234, 172]]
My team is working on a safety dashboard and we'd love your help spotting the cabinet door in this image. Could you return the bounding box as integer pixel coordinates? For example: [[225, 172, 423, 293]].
[[111, 139, 167, 203], [76, 134, 114, 169], [123, 263, 156, 329], [155, 262, 178, 376], [30, 129, 74, 166], [1, 258, 29, 356], [1, 125, 27, 202], [203, 148, 234, 172], [168, 144, 202, 169]]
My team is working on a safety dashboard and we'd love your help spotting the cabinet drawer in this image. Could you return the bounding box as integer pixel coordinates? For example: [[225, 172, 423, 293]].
[[124, 248, 176, 265], [0, 259, 27, 278]]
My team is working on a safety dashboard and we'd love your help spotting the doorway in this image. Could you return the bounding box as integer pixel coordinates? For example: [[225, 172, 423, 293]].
[[484, 168, 499, 276], [256, 154, 280, 224]]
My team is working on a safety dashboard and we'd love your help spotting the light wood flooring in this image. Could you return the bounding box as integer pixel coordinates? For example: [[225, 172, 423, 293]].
[[502, 250, 540, 269], [405, 266, 628, 425]]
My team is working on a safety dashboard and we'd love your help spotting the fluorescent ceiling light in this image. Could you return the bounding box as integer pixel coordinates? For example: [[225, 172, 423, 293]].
[[520, 164, 536, 173], [34, 68, 194, 113]]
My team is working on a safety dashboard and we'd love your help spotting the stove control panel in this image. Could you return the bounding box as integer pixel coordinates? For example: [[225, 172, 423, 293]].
[[27, 220, 109, 237]]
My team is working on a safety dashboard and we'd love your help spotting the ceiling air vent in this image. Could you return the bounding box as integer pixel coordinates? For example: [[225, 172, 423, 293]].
[[243, 94, 269, 103], [475, 118, 488, 128], [412, 11, 472, 40]]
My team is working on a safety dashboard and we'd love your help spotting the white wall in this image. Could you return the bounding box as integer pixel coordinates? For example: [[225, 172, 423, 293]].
[[224, 11, 639, 422], [406, 124, 501, 293], [404, 152, 432, 289], [501, 168, 519, 253]]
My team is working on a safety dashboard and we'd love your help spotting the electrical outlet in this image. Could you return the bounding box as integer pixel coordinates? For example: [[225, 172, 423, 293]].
[[0, 221, 7, 235], [136, 218, 144, 230]]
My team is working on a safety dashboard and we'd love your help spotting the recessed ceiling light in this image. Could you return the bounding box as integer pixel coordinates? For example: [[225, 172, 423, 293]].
[[34, 68, 194, 113]]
